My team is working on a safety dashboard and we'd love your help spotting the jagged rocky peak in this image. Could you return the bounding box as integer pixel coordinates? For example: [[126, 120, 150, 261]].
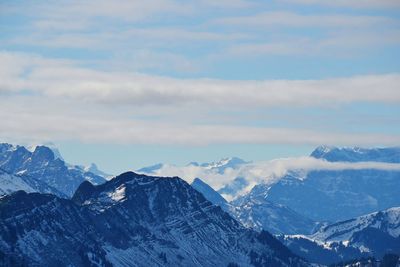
[[0, 143, 16, 153], [84, 163, 112, 178], [73, 171, 153, 202], [72, 171, 198, 214], [311, 145, 400, 163], [0, 142, 106, 197]]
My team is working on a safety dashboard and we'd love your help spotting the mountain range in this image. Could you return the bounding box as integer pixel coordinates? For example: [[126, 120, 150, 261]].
[[0, 143, 107, 197], [264, 146, 400, 222], [0, 172, 307, 267], [1, 143, 400, 266]]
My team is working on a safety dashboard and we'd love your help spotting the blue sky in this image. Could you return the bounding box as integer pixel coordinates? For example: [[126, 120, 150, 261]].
[[0, 0, 399, 174]]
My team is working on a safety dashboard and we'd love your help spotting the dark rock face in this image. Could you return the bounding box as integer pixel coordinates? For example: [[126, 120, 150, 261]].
[[0, 143, 106, 197], [0, 172, 308, 267]]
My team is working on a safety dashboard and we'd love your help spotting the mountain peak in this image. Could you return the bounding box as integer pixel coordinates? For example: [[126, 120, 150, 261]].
[[32, 145, 55, 161], [72, 171, 180, 208], [0, 143, 18, 153], [84, 162, 112, 178], [72, 180, 96, 204]]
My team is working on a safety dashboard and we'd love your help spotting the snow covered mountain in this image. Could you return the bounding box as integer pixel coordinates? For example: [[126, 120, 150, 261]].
[[231, 183, 318, 235], [83, 163, 113, 180], [190, 177, 317, 235], [311, 207, 400, 243], [0, 172, 308, 267], [279, 207, 400, 265], [138, 157, 248, 175], [195, 157, 249, 174], [265, 169, 400, 222], [255, 147, 400, 222], [0, 143, 106, 197], [137, 157, 251, 200], [0, 167, 67, 197]]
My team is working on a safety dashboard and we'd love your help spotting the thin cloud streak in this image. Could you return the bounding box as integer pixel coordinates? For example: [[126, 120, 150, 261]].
[[1, 106, 400, 146], [212, 11, 396, 28]]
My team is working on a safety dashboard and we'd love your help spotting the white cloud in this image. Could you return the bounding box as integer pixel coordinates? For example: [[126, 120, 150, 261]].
[[213, 11, 396, 28], [1, 98, 400, 147], [142, 156, 400, 199], [0, 51, 399, 148], [2, 52, 400, 108], [225, 28, 400, 57]]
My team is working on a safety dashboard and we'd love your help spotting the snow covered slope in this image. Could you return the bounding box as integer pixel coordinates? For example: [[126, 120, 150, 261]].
[[311, 207, 400, 242], [0, 168, 35, 196], [279, 207, 400, 265]]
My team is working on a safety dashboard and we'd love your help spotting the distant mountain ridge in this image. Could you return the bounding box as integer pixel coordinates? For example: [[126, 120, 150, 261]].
[[0, 172, 308, 267], [231, 183, 318, 235], [311, 145, 400, 163], [0, 143, 107, 197], [252, 146, 400, 222], [145, 146, 400, 234]]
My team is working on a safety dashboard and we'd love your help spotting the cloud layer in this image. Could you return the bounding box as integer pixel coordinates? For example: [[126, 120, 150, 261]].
[[142, 157, 400, 199], [2, 52, 400, 108], [0, 51, 399, 146], [0, 0, 399, 159]]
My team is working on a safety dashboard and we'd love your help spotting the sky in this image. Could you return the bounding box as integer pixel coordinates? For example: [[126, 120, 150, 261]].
[[0, 0, 399, 174]]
